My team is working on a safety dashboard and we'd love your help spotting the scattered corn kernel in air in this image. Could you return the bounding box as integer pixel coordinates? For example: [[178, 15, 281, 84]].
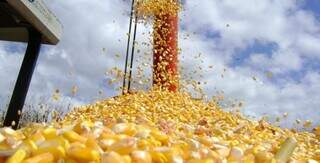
[[303, 120, 313, 128], [252, 76, 257, 81], [52, 89, 60, 101], [71, 85, 78, 96], [266, 71, 273, 78]]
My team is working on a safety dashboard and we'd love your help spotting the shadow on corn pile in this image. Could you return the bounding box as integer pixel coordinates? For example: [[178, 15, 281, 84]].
[[0, 90, 319, 162]]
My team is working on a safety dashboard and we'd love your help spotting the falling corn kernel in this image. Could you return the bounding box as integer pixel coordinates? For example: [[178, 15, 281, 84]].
[[52, 89, 61, 100], [71, 85, 78, 96], [11, 121, 15, 127], [303, 120, 312, 128]]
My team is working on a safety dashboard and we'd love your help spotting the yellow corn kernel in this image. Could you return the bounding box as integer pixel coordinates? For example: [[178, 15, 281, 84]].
[[110, 138, 137, 155], [86, 137, 99, 149], [43, 128, 57, 140], [86, 137, 103, 153], [275, 137, 297, 163], [186, 139, 201, 151], [0, 133, 5, 143], [73, 122, 83, 134], [67, 146, 100, 161], [73, 121, 94, 134], [5, 136, 21, 149], [137, 139, 151, 150], [69, 142, 86, 149], [5, 149, 27, 163], [228, 147, 244, 161], [134, 126, 151, 138], [307, 159, 318, 163], [30, 131, 45, 143], [151, 130, 169, 145], [255, 151, 274, 163], [99, 127, 114, 137], [112, 123, 137, 136], [172, 141, 189, 153], [99, 139, 116, 150], [63, 158, 78, 163], [100, 133, 114, 140], [171, 155, 184, 163], [35, 142, 66, 160], [0, 149, 16, 158], [154, 147, 183, 161], [313, 150, 320, 160], [313, 127, 320, 137], [0, 143, 10, 150], [147, 137, 162, 147], [187, 159, 215, 163], [22, 152, 54, 163], [54, 136, 70, 150], [197, 136, 214, 148], [101, 152, 125, 163], [100, 134, 128, 141], [150, 151, 168, 163], [1, 128, 17, 137], [26, 140, 37, 151], [204, 150, 221, 160], [63, 131, 87, 143], [131, 150, 152, 163], [122, 155, 132, 163], [243, 154, 255, 163], [189, 151, 201, 160], [213, 144, 230, 158], [20, 139, 37, 154]]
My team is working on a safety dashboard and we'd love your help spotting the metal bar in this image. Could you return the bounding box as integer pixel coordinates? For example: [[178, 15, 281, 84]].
[[127, 15, 138, 91], [3, 28, 42, 129], [122, 0, 135, 95]]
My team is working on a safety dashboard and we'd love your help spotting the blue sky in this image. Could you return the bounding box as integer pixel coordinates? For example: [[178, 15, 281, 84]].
[[302, 0, 320, 20], [230, 40, 278, 67], [0, 0, 320, 128]]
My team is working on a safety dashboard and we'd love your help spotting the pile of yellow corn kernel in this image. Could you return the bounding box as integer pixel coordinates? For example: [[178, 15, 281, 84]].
[[1, 90, 318, 163]]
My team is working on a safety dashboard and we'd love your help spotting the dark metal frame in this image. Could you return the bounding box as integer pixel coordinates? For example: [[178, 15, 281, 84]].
[[3, 28, 42, 129], [122, 0, 138, 94]]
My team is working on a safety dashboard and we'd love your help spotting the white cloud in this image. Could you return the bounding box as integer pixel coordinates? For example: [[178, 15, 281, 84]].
[[246, 50, 302, 74]]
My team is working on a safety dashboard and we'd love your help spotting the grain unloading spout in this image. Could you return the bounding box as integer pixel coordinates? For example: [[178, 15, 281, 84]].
[[152, 1, 179, 92], [129, 0, 180, 92]]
